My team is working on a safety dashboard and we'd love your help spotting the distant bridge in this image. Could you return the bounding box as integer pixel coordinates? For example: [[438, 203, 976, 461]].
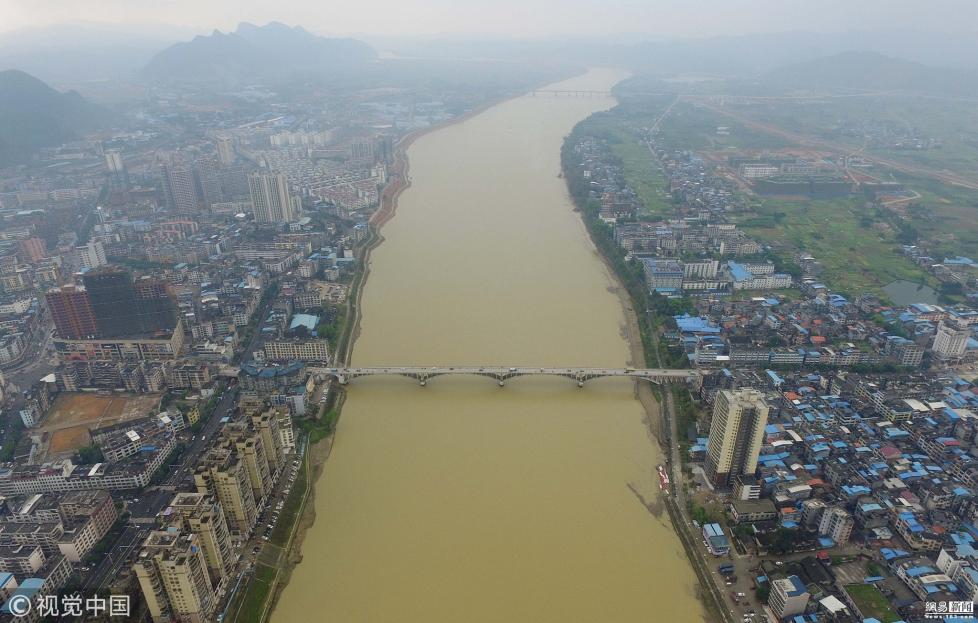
[[529, 89, 612, 97], [311, 366, 698, 387]]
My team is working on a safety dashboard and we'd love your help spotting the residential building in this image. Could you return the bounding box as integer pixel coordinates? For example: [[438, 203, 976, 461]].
[[934, 319, 970, 360], [134, 531, 216, 623], [74, 240, 107, 271], [161, 160, 200, 213], [769, 575, 810, 620], [167, 493, 234, 582], [262, 339, 330, 362], [817, 507, 854, 546], [705, 389, 769, 488], [194, 448, 258, 536], [0, 446, 174, 495], [249, 173, 297, 224], [642, 259, 683, 293]]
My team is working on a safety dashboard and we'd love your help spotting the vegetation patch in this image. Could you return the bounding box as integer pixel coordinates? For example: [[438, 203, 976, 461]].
[[844, 583, 901, 623]]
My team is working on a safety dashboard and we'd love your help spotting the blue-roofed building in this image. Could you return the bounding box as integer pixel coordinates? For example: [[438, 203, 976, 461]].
[[289, 313, 319, 333], [674, 314, 721, 334], [770, 575, 810, 619], [895, 558, 959, 600], [702, 523, 730, 556], [1, 578, 43, 615], [937, 532, 978, 601]]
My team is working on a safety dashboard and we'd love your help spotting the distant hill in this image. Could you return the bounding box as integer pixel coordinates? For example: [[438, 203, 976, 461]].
[[763, 51, 978, 95], [0, 69, 109, 166], [143, 22, 377, 84], [0, 22, 196, 82]]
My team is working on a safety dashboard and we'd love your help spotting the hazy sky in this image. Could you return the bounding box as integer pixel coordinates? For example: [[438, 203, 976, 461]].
[[1, 0, 975, 38]]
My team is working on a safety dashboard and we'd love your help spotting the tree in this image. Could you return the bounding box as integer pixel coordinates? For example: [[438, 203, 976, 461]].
[[76, 445, 104, 464], [769, 527, 798, 554]]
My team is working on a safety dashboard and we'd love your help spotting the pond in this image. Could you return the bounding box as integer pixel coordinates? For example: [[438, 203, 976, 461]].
[[883, 280, 941, 306]]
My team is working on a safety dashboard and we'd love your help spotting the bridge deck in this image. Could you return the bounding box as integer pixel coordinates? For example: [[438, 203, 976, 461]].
[[312, 366, 697, 386]]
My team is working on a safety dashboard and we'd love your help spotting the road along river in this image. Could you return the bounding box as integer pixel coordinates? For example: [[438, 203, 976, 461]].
[[272, 68, 706, 623]]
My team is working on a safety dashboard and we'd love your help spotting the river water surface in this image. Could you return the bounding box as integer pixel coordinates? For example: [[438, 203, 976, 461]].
[[273, 68, 705, 623]]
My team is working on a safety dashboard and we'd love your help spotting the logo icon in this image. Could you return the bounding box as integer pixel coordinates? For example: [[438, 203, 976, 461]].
[[7, 594, 32, 617]]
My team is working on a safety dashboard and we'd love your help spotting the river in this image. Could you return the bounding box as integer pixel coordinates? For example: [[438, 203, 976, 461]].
[[272, 68, 705, 623]]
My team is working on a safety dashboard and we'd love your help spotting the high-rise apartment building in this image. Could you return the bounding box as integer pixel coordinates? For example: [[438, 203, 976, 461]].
[[46, 285, 98, 339], [194, 156, 224, 210], [215, 136, 235, 166], [193, 448, 258, 536], [250, 409, 284, 474], [161, 160, 200, 213], [167, 493, 234, 582], [249, 173, 297, 223], [134, 531, 216, 623], [75, 240, 107, 271], [221, 427, 273, 506], [933, 320, 971, 360], [705, 389, 769, 488]]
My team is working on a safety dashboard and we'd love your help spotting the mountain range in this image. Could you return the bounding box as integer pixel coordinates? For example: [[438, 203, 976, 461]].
[[0, 69, 109, 166], [143, 22, 377, 84], [0, 22, 195, 83], [762, 51, 978, 97]]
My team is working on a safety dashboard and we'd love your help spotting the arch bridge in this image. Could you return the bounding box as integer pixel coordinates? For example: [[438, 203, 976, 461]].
[[311, 366, 698, 388]]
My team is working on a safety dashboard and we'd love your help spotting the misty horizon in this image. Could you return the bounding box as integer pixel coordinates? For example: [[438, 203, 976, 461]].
[[2, 0, 977, 39]]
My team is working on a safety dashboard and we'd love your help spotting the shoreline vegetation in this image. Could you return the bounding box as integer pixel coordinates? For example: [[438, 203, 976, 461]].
[[241, 74, 577, 623]]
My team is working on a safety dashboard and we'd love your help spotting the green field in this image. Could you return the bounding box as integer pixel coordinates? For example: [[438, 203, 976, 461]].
[[229, 563, 277, 623], [611, 134, 673, 217], [574, 113, 673, 217], [737, 196, 931, 295], [844, 584, 901, 623]]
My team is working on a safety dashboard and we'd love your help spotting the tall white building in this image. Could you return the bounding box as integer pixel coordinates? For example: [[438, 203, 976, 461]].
[[249, 173, 297, 224], [818, 507, 854, 545], [705, 389, 769, 488], [769, 575, 809, 620], [104, 151, 124, 173], [933, 320, 970, 360], [75, 240, 107, 271], [215, 136, 235, 166]]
